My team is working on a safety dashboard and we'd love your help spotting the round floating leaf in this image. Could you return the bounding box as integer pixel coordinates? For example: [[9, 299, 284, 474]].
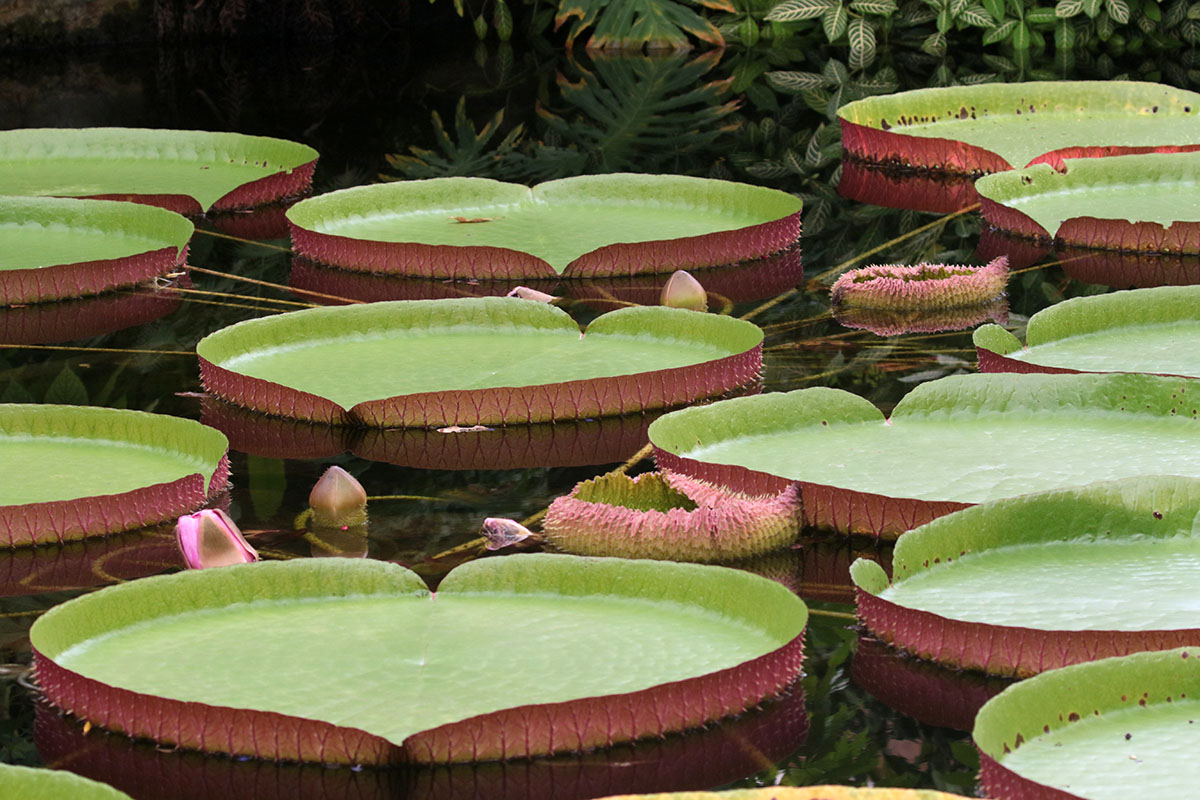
[[975, 648, 1200, 800], [197, 297, 764, 427], [852, 476, 1200, 676], [32, 555, 807, 765], [0, 405, 229, 545], [839, 81, 1200, 177], [286, 175, 802, 279], [0, 763, 131, 800], [0, 128, 318, 214], [976, 152, 1200, 252], [976, 285, 1200, 377], [0, 196, 192, 305], [649, 372, 1200, 537]]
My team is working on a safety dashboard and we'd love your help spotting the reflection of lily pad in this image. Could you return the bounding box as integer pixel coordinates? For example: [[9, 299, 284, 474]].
[[650, 373, 1200, 537], [32, 555, 807, 765], [0, 128, 318, 215], [976, 152, 1200, 252], [840, 81, 1200, 177], [0, 405, 230, 546], [976, 286, 1200, 377], [0, 197, 192, 305], [0, 284, 181, 345], [198, 298, 763, 427], [597, 788, 972, 799], [0, 763, 130, 800], [975, 648, 1200, 800], [286, 175, 802, 279], [851, 476, 1200, 677]]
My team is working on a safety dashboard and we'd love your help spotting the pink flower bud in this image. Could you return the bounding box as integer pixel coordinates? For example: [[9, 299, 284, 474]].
[[660, 270, 708, 312], [308, 466, 368, 528], [176, 509, 258, 569], [506, 286, 560, 303], [480, 517, 539, 550]]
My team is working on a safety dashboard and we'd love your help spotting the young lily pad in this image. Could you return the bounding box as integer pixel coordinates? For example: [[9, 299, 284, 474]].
[[0, 128, 318, 215], [839, 81, 1200, 179], [197, 298, 763, 427], [976, 285, 1200, 377], [649, 372, 1200, 537], [286, 175, 802, 279], [0, 196, 192, 305], [830, 257, 1008, 312], [0, 763, 131, 800], [975, 648, 1200, 800], [32, 555, 807, 765], [851, 476, 1200, 677], [976, 152, 1200, 252]]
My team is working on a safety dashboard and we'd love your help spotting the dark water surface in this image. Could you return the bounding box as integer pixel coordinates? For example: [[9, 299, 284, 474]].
[[1, 24, 1192, 798]]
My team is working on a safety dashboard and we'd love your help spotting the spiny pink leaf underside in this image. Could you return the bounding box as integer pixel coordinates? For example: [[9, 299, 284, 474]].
[[653, 449, 969, 538], [34, 631, 804, 765], [288, 214, 801, 280], [840, 118, 1013, 176], [856, 589, 1200, 678], [0, 245, 186, 306], [0, 454, 229, 546], [837, 159, 981, 214], [0, 289, 180, 346], [851, 635, 1010, 732], [980, 751, 1086, 800], [830, 257, 1008, 311]]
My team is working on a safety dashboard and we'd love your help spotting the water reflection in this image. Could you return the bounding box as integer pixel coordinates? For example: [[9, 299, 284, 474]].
[[0, 286, 182, 346], [0, 526, 182, 597]]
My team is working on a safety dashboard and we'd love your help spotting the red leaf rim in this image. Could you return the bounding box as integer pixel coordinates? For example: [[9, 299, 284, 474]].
[[82, 193, 203, 216], [1056, 217, 1200, 255], [652, 448, 969, 538], [288, 257, 551, 304], [0, 453, 229, 547], [979, 197, 1053, 243], [0, 287, 181, 346], [1028, 143, 1200, 172], [974, 228, 1050, 271], [199, 345, 762, 428], [851, 635, 1012, 732], [33, 614, 803, 766], [836, 158, 982, 214], [856, 588, 1200, 678], [207, 205, 295, 242], [975, 347, 1082, 376], [211, 160, 316, 211], [979, 751, 1087, 800], [288, 213, 802, 280], [0, 245, 187, 306], [840, 118, 1013, 178]]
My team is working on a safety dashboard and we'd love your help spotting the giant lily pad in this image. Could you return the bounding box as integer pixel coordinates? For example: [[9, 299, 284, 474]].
[[975, 648, 1200, 799], [851, 476, 1200, 677], [286, 175, 802, 280], [649, 372, 1200, 537], [840, 81, 1200, 178], [976, 285, 1200, 377], [197, 298, 763, 427], [32, 555, 807, 765], [0, 196, 192, 305], [0, 763, 131, 800], [976, 152, 1200, 252], [0, 128, 318, 215], [0, 405, 230, 546]]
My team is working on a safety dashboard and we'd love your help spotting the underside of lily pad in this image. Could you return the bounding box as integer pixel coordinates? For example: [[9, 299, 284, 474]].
[[31, 555, 807, 765], [976, 152, 1200, 253], [649, 372, 1200, 537], [976, 285, 1200, 377], [197, 297, 764, 427], [830, 257, 1008, 312], [0, 128, 318, 214], [0, 197, 193, 305], [0, 405, 230, 546], [542, 470, 801, 562], [839, 81, 1200, 179], [286, 174, 803, 279], [852, 476, 1200, 677], [975, 648, 1200, 800]]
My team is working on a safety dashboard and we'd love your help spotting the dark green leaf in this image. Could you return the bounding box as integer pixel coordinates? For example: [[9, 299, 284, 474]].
[[983, 17, 1017, 40], [848, 18, 877, 68], [823, 3, 849, 39], [766, 0, 839, 20]]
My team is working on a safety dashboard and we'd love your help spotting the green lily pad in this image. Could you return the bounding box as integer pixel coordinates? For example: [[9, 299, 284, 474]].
[[976, 285, 1200, 377], [840, 81, 1200, 175], [0, 128, 318, 214], [851, 476, 1200, 677], [649, 373, 1200, 537], [0, 196, 193, 305], [32, 555, 807, 765], [286, 174, 802, 279], [197, 297, 763, 427], [975, 648, 1200, 799], [0, 404, 230, 545], [975, 152, 1200, 252], [0, 764, 131, 800]]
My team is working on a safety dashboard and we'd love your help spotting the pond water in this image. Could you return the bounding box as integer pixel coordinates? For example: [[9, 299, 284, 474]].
[[1, 20, 1193, 798]]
